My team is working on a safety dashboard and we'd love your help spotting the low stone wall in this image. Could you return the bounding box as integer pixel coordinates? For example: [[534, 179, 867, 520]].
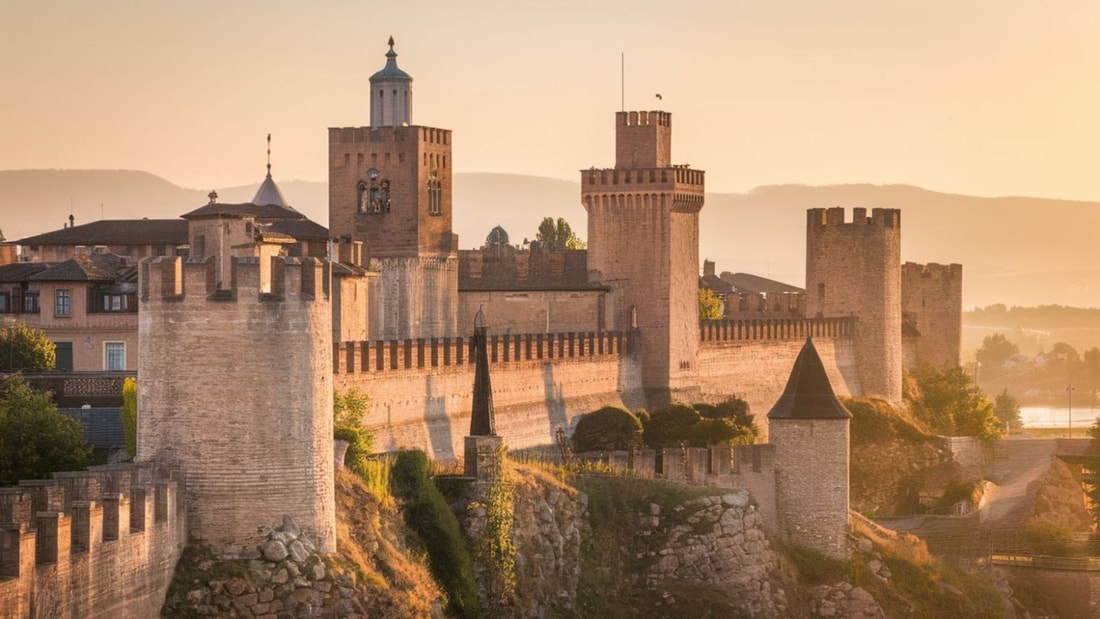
[[0, 462, 185, 619]]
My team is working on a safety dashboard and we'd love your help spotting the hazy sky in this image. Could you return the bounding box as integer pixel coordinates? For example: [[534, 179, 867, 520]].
[[2, 1, 1098, 199]]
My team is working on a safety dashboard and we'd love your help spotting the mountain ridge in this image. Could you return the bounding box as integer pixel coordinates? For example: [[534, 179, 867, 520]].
[[2, 169, 1096, 309]]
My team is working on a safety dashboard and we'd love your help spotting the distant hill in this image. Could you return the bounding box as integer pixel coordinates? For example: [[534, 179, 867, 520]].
[[2, 169, 1097, 309]]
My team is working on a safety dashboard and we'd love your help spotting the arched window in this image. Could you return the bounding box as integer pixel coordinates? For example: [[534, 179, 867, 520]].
[[357, 182, 369, 213], [427, 171, 442, 215]]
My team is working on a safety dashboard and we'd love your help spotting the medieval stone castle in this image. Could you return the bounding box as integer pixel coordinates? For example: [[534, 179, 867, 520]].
[[0, 39, 962, 615]]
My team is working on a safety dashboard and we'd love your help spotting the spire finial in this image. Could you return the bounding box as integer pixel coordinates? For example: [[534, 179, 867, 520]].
[[388, 35, 394, 49], [266, 133, 272, 178]]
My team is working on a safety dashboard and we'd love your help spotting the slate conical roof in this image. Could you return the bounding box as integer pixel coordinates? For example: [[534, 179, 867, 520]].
[[469, 308, 496, 437], [370, 37, 412, 82], [252, 173, 291, 209], [767, 338, 851, 420]]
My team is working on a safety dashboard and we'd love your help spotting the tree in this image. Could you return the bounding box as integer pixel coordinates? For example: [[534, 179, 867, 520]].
[[571, 406, 642, 452], [0, 375, 89, 485], [975, 333, 1019, 376], [643, 404, 701, 448], [1086, 420, 1100, 525], [693, 396, 758, 444], [535, 217, 585, 250], [993, 389, 1022, 430], [0, 323, 56, 372], [120, 377, 137, 457], [908, 366, 1002, 440], [698, 288, 722, 320]]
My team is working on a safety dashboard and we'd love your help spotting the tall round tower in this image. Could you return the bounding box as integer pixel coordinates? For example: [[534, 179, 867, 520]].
[[137, 255, 336, 554], [767, 338, 851, 559]]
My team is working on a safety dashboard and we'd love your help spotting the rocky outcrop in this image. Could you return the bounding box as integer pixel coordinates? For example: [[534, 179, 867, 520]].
[[851, 439, 960, 516], [639, 491, 788, 617], [464, 465, 585, 618], [809, 582, 885, 618], [1028, 456, 1092, 533]]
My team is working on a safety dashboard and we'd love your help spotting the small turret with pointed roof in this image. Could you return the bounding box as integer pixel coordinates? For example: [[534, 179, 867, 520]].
[[767, 338, 851, 421], [768, 337, 851, 559]]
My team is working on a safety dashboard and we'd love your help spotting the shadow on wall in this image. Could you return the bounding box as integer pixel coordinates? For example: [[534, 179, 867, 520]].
[[424, 375, 455, 461], [543, 363, 568, 438]]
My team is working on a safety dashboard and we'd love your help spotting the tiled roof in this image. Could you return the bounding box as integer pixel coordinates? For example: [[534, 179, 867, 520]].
[[766, 338, 851, 420], [59, 407, 125, 449], [720, 272, 804, 295], [29, 253, 124, 282], [16, 219, 188, 247], [181, 202, 306, 220], [268, 219, 329, 241], [0, 262, 52, 283]]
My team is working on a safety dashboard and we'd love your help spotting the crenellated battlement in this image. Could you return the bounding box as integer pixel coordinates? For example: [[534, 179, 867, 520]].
[[902, 261, 962, 278], [582, 166, 706, 189], [333, 330, 631, 375], [0, 462, 185, 616], [328, 124, 451, 146], [616, 110, 671, 128], [699, 316, 856, 344], [140, 255, 330, 303], [807, 206, 901, 229]]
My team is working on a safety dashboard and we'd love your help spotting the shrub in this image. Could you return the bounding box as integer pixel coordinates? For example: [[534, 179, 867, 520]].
[[572, 406, 642, 452], [643, 404, 702, 448], [390, 450, 480, 618], [120, 377, 137, 457], [334, 388, 373, 475]]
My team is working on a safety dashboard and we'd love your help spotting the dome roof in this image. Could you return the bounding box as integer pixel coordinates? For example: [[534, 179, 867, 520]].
[[486, 225, 509, 246], [370, 36, 412, 82]]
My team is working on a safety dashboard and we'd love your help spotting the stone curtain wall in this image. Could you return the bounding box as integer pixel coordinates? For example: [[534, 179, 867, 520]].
[[138, 256, 336, 554], [0, 462, 185, 618], [334, 349, 644, 461], [696, 335, 860, 441]]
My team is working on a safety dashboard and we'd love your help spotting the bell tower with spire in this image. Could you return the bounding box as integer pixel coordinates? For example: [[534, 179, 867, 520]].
[[328, 37, 457, 340]]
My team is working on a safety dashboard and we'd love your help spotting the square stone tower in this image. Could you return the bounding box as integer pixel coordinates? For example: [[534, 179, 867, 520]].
[[328, 38, 458, 339], [581, 111, 705, 403]]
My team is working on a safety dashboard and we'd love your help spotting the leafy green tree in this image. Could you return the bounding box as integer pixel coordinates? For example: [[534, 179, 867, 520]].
[[535, 217, 585, 250], [693, 396, 758, 444], [120, 377, 137, 457], [1086, 420, 1100, 526], [975, 334, 1019, 376], [908, 366, 1002, 440], [571, 406, 642, 452], [643, 404, 702, 448], [698, 288, 722, 320], [334, 387, 373, 475], [0, 375, 89, 485], [993, 389, 1022, 430], [0, 323, 56, 371]]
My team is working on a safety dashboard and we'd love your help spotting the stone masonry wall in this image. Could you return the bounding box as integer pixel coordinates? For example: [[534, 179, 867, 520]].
[[770, 418, 850, 559], [0, 462, 185, 619], [137, 256, 336, 554], [335, 351, 644, 462], [696, 335, 860, 442]]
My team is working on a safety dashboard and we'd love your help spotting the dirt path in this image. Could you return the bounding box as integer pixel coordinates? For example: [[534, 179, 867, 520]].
[[875, 437, 1090, 554]]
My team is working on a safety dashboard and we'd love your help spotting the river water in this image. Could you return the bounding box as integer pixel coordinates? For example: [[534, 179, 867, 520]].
[[1020, 406, 1100, 428]]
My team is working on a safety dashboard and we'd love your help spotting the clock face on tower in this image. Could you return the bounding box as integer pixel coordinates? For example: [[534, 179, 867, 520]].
[[367, 167, 380, 181]]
